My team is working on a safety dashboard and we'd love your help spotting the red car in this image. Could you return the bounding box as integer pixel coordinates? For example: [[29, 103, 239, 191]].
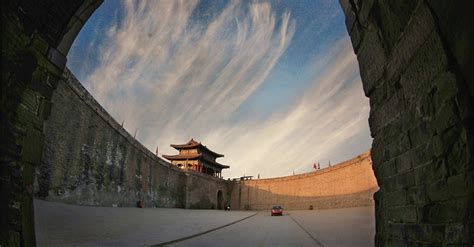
[[271, 206, 283, 216]]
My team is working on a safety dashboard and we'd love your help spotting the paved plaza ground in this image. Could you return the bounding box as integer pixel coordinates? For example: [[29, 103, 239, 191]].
[[35, 200, 375, 246]]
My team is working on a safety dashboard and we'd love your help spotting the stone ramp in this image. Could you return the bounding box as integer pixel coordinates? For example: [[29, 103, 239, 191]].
[[34, 200, 255, 246]]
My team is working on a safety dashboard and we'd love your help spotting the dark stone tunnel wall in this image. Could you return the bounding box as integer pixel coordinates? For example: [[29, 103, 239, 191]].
[[340, 0, 474, 245], [1, 1, 103, 245]]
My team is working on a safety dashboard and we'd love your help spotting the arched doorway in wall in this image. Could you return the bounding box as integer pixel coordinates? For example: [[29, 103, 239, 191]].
[[217, 190, 224, 210]]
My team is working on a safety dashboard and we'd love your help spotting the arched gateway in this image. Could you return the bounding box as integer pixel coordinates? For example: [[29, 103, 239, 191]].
[[1, 0, 473, 246]]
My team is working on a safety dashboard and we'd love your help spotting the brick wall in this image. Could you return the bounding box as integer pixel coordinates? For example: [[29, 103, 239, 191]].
[[36, 68, 231, 209], [340, 0, 474, 245], [231, 151, 378, 210]]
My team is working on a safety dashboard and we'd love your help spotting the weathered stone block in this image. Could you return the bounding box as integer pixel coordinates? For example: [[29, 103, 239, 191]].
[[20, 127, 45, 164], [447, 173, 471, 199], [446, 138, 470, 176], [433, 72, 458, 102], [388, 222, 405, 238], [350, 22, 363, 53], [399, 32, 448, 108], [405, 144, 437, 170], [386, 238, 410, 247], [378, 121, 402, 144], [423, 199, 469, 224], [388, 205, 417, 223], [405, 223, 445, 244], [30, 68, 55, 100], [29, 33, 50, 56], [369, 92, 402, 134], [431, 101, 460, 135], [430, 135, 446, 158], [385, 3, 435, 81], [413, 91, 438, 120], [369, 80, 393, 107], [377, 158, 398, 179], [407, 186, 427, 205], [38, 98, 52, 120], [47, 47, 67, 71], [426, 179, 448, 202], [396, 152, 414, 174], [20, 89, 40, 113], [16, 104, 42, 131], [385, 171, 415, 192], [357, 24, 386, 96], [373, 0, 421, 52], [413, 160, 448, 186], [408, 122, 430, 149], [398, 110, 418, 134], [354, 0, 375, 27], [445, 223, 467, 244], [385, 189, 407, 207]]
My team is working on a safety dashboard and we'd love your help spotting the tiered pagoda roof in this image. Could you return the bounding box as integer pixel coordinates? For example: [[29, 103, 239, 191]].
[[169, 139, 224, 158], [162, 139, 229, 169]]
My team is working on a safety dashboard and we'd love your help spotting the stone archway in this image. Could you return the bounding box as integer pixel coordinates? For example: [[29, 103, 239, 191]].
[[0, 1, 103, 245], [339, 0, 474, 245], [1, 0, 473, 246]]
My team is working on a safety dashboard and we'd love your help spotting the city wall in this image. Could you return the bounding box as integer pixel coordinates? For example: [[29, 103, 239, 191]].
[[231, 150, 378, 210], [37, 68, 377, 211], [36, 69, 231, 209]]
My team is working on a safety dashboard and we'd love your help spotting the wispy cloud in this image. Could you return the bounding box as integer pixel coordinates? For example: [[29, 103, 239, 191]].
[[78, 0, 370, 178], [203, 37, 370, 178]]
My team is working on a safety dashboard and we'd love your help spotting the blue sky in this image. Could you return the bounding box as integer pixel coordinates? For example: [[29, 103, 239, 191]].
[[67, 0, 371, 178]]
